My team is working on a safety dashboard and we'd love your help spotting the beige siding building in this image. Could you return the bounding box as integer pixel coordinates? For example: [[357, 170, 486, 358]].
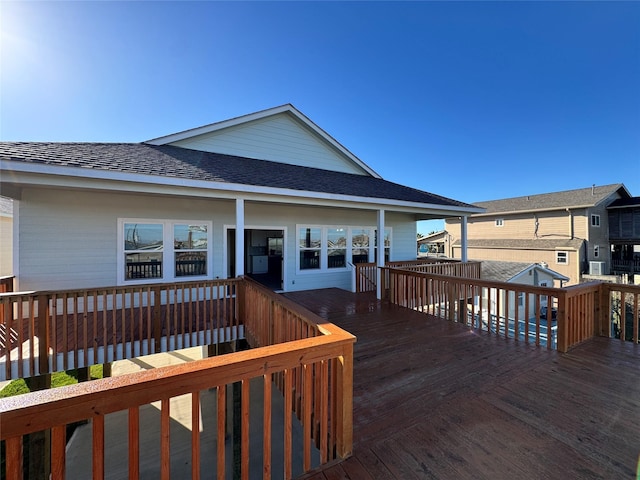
[[445, 184, 631, 285]]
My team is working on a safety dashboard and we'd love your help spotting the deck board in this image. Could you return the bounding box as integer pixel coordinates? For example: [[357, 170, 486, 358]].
[[285, 288, 640, 480]]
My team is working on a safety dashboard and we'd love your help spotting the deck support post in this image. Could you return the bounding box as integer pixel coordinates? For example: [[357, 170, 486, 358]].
[[235, 198, 245, 277], [376, 209, 385, 300], [460, 216, 468, 262]]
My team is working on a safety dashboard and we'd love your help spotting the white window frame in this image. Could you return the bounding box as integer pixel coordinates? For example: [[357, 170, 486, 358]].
[[495, 218, 504, 227], [591, 214, 600, 227], [556, 251, 568, 265], [296, 225, 392, 273], [118, 218, 213, 285], [594, 245, 600, 258]]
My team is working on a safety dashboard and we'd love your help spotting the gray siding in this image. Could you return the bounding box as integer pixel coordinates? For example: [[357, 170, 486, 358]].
[[171, 113, 366, 175], [17, 189, 420, 292]]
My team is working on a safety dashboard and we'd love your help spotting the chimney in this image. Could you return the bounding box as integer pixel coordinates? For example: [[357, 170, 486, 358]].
[[592, 184, 595, 195]]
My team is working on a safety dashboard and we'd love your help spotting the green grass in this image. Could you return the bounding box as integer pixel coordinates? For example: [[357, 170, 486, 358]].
[[0, 365, 104, 398]]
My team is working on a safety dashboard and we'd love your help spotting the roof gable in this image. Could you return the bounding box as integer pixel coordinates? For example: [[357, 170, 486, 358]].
[[146, 104, 379, 177], [473, 184, 630, 215], [480, 260, 569, 283]]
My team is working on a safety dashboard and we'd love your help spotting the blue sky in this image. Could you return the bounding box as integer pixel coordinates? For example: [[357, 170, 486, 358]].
[[1, 1, 638, 233]]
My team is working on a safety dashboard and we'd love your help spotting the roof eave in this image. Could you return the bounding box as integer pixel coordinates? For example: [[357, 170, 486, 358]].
[[0, 160, 479, 216]]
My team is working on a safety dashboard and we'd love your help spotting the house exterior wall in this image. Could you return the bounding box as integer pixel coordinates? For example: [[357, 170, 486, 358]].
[[0, 215, 12, 276], [171, 113, 366, 175], [447, 209, 590, 242], [16, 188, 417, 292], [586, 204, 612, 269]]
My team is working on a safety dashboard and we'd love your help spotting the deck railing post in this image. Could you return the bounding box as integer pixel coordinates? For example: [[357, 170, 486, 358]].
[[597, 283, 610, 337], [335, 343, 353, 459], [37, 294, 50, 375], [152, 286, 162, 353], [447, 282, 455, 323], [237, 279, 246, 328], [557, 292, 568, 353]]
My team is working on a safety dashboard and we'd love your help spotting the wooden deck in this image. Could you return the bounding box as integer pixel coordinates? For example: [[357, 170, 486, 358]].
[[283, 288, 640, 480]]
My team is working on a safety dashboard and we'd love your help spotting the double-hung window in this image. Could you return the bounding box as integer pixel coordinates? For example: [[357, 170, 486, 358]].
[[120, 219, 212, 284], [556, 251, 568, 265]]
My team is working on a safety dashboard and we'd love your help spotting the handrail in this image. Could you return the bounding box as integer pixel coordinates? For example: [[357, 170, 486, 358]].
[[0, 275, 14, 293], [384, 267, 563, 349], [383, 267, 640, 351], [0, 279, 240, 380], [0, 277, 356, 479], [354, 259, 481, 293], [604, 282, 640, 343]]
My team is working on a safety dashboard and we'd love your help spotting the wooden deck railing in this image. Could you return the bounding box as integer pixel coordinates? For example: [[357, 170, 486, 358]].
[[0, 276, 14, 294], [383, 267, 640, 352], [354, 259, 480, 293], [0, 276, 355, 479], [0, 279, 239, 380], [605, 282, 640, 343]]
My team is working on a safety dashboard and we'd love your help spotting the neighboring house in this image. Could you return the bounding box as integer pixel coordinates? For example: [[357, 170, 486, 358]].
[[607, 196, 640, 280], [0, 104, 482, 293], [445, 184, 632, 286], [480, 260, 569, 288], [0, 196, 12, 276], [474, 260, 569, 347], [417, 230, 447, 256]]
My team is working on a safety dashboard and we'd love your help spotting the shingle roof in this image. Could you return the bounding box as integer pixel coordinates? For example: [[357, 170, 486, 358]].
[[479, 260, 569, 283], [0, 142, 477, 209], [454, 238, 585, 250], [480, 261, 532, 282], [473, 184, 628, 215]]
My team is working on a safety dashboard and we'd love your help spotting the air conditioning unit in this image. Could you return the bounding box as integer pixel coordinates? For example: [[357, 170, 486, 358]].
[[589, 261, 606, 276]]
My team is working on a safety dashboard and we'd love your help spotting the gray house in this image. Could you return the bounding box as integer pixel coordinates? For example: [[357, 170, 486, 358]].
[[0, 104, 481, 293]]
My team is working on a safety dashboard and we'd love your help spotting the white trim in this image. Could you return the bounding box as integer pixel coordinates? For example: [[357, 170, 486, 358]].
[[591, 214, 601, 227], [117, 218, 213, 286], [1, 160, 484, 216], [12, 199, 19, 289], [376, 210, 385, 300], [145, 104, 382, 178], [555, 251, 569, 265], [461, 216, 468, 263], [235, 199, 245, 277]]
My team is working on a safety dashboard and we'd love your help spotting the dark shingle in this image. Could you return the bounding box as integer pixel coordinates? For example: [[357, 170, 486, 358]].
[[0, 142, 477, 209], [474, 184, 628, 214], [480, 261, 531, 282], [453, 238, 585, 250]]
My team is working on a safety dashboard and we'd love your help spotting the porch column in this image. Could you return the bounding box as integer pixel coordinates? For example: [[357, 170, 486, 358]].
[[460, 215, 468, 262], [376, 209, 385, 299], [235, 198, 245, 277]]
